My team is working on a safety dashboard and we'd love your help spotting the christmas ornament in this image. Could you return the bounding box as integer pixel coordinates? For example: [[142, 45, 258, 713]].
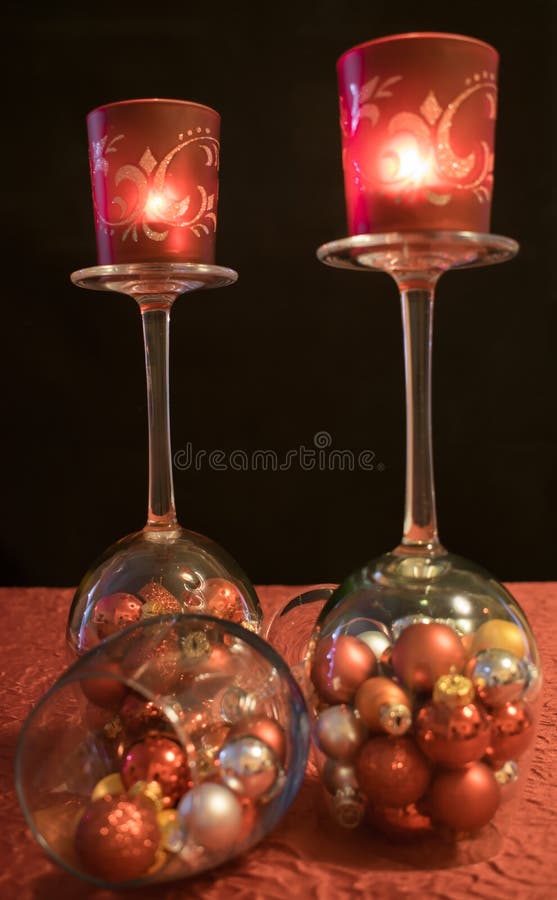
[[391, 623, 466, 693], [92, 593, 143, 640], [218, 736, 279, 800], [322, 760, 359, 795], [178, 783, 244, 853], [415, 674, 491, 767], [314, 705, 367, 761], [469, 648, 528, 707], [428, 763, 500, 831], [80, 662, 128, 710], [123, 633, 183, 694], [356, 736, 431, 808], [121, 736, 191, 808], [311, 634, 377, 704], [204, 578, 247, 623], [354, 676, 412, 735], [139, 581, 182, 617], [357, 630, 392, 660], [486, 701, 534, 765], [367, 802, 432, 840], [119, 693, 170, 737], [228, 716, 287, 765], [157, 809, 185, 853], [493, 760, 520, 802], [75, 794, 161, 882], [328, 785, 366, 829], [91, 773, 124, 802], [471, 619, 527, 658]]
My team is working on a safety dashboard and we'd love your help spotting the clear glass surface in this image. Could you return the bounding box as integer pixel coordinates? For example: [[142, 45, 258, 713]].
[[17, 615, 309, 887]]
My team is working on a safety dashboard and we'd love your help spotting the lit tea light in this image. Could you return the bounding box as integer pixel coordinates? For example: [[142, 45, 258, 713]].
[[87, 99, 221, 265], [337, 33, 499, 233]]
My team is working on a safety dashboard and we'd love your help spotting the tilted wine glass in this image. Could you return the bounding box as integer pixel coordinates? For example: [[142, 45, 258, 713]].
[[67, 100, 261, 657], [305, 35, 541, 856]]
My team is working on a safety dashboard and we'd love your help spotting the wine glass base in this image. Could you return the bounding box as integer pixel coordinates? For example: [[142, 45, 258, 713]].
[[71, 262, 238, 299], [317, 231, 518, 275], [67, 524, 262, 656]]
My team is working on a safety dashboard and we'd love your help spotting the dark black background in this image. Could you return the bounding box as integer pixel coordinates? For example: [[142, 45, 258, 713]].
[[2, 1, 555, 587]]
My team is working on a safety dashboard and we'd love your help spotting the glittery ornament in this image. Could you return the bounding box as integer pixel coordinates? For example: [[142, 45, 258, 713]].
[[355, 676, 412, 735], [311, 634, 377, 704], [486, 701, 534, 765], [75, 794, 160, 882], [356, 736, 431, 808], [228, 716, 287, 765], [204, 578, 247, 624], [119, 693, 171, 738], [469, 648, 528, 707], [123, 633, 183, 694], [219, 736, 279, 799], [428, 763, 500, 831], [391, 623, 465, 693], [415, 675, 491, 768], [314, 705, 367, 761], [471, 619, 527, 658], [121, 736, 191, 808], [80, 662, 128, 710], [92, 593, 143, 640], [178, 783, 244, 853], [139, 582, 182, 616]]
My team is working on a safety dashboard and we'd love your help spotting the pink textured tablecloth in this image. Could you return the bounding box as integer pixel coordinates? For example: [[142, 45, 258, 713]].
[[1, 584, 556, 899]]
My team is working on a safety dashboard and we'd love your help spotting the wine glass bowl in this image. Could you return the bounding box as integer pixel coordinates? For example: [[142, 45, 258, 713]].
[[17, 614, 309, 887], [68, 526, 262, 655]]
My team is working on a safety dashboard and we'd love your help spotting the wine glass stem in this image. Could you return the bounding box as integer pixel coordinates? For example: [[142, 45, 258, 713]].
[[399, 285, 441, 552], [141, 301, 178, 528]]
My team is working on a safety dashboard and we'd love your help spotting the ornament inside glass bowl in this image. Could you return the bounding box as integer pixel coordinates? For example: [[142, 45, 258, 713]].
[[306, 552, 541, 859], [16, 614, 309, 888], [68, 529, 262, 656]]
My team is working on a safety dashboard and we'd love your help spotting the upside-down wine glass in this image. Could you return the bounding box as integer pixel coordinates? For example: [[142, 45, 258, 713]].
[[304, 34, 541, 858], [67, 100, 262, 657]]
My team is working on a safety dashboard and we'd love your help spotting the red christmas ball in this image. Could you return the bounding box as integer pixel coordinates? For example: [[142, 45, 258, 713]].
[[311, 635, 377, 704], [80, 661, 128, 710], [119, 693, 170, 738], [486, 701, 534, 766], [355, 676, 412, 735], [121, 735, 192, 808], [92, 593, 143, 640], [228, 716, 287, 765], [204, 578, 247, 624], [75, 794, 160, 882], [356, 736, 431, 808], [428, 763, 500, 831], [415, 699, 491, 768], [392, 623, 465, 693]]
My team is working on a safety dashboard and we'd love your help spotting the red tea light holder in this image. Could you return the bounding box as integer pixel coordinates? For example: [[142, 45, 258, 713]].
[[308, 34, 542, 860], [68, 100, 262, 658]]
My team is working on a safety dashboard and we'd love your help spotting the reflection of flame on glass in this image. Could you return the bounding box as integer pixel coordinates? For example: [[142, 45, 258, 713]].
[[379, 135, 433, 188], [145, 192, 169, 219]]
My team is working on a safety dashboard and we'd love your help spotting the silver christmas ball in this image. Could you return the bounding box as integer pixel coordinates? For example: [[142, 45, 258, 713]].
[[322, 760, 359, 795], [314, 705, 367, 762], [470, 648, 528, 707], [178, 783, 243, 853], [331, 787, 365, 829], [219, 687, 258, 724], [357, 630, 392, 660], [218, 736, 278, 799]]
